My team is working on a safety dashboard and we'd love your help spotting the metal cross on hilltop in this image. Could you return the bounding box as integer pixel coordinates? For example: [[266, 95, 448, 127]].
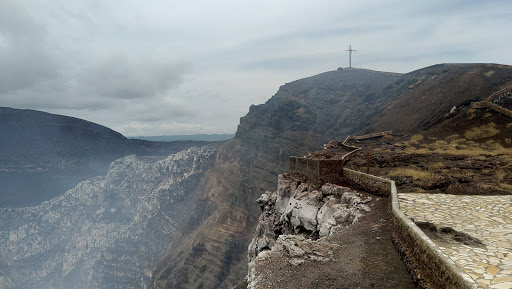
[[345, 45, 356, 68]]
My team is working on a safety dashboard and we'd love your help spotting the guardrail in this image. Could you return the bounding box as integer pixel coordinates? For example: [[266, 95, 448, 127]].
[[472, 84, 512, 118], [484, 84, 512, 102], [471, 101, 512, 117]]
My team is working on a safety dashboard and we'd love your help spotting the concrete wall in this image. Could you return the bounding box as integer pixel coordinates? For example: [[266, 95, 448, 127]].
[[289, 157, 320, 183], [290, 157, 346, 185], [342, 168, 480, 289]]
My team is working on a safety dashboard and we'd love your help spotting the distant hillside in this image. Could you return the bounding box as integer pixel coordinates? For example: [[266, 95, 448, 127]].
[[130, 134, 234, 142], [0, 107, 206, 207]]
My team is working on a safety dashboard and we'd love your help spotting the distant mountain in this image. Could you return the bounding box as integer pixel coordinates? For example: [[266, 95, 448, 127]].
[[130, 134, 235, 142], [0, 107, 207, 207]]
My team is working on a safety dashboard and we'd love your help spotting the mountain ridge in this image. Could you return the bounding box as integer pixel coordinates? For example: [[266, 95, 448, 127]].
[[0, 107, 209, 207]]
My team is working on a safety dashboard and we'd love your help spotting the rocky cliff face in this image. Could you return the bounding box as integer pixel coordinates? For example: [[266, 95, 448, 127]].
[[0, 147, 214, 289], [247, 173, 371, 263]]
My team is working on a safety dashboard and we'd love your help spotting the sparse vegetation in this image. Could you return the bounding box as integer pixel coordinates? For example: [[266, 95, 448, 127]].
[[484, 70, 496, 77], [388, 167, 431, 180], [496, 170, 506, 181], [464, 123, 500, 140], [409, 134, 423, 144], [347, 128, 512, 197], [429, 162, 445, 171], [499, 183, 512, 191]]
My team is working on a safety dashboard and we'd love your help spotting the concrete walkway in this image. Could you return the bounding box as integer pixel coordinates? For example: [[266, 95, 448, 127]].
[[398, 193, 512, 289]]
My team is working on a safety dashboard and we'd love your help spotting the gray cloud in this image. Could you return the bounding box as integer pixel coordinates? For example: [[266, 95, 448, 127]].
[[1, 0, 511, 136], [0, 1, 59, 93], [81, 52, 192, 100]]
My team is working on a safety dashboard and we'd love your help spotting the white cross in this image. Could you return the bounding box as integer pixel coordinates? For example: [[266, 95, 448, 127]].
[[345, 45, 356, 68]]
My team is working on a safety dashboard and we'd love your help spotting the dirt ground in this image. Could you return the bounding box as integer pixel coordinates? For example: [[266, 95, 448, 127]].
[[245, 191, 416, 289]]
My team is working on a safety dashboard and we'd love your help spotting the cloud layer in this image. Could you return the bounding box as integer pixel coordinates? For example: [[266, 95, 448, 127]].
[[1, 0, 512, 136]]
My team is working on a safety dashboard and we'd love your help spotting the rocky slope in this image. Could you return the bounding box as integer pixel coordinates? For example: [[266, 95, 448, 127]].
[[151, 64, 512, 288], [0, 107, 205, 207], [0, 147, 214, 289], [247, 174, 372, 263]]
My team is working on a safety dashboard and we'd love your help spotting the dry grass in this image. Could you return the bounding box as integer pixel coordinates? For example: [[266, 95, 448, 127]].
[[401, 136, 512, 157], [429, 162, 445, 171], [499, 183, 512, 191], [409, 134, 423, 144], [445, 134, 460, 141], [496, 170, 506, 181], [485, 70, 496, 77], [382, 134, 394, 141], [507, 123, 512, 128], [464, 123, 500, 140], [388, 167, 431, 180]]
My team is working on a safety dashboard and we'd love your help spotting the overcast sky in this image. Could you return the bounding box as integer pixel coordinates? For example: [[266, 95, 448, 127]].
[[1, 0, 511, 136]]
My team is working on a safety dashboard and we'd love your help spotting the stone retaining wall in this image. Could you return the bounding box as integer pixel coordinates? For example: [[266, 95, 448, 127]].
[[342, 168, 481, 289], [318, 159, 346, 185]]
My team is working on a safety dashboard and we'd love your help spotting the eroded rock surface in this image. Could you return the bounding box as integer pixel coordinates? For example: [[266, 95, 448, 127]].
[[0, 147, 214, 289], [247, 173, 372, 288]]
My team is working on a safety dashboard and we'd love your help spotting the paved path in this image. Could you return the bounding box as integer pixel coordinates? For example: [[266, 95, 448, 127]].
[[398, 193, 512, 289]]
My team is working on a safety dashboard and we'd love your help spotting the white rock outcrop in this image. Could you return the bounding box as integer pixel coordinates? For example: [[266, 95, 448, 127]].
[[247, 173, 372, 288], [249, 174, 371, 261]]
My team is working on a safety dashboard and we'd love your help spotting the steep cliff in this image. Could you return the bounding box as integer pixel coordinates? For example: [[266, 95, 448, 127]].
[[0, 147, 214, 289], [151, 64, 512, 288]]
